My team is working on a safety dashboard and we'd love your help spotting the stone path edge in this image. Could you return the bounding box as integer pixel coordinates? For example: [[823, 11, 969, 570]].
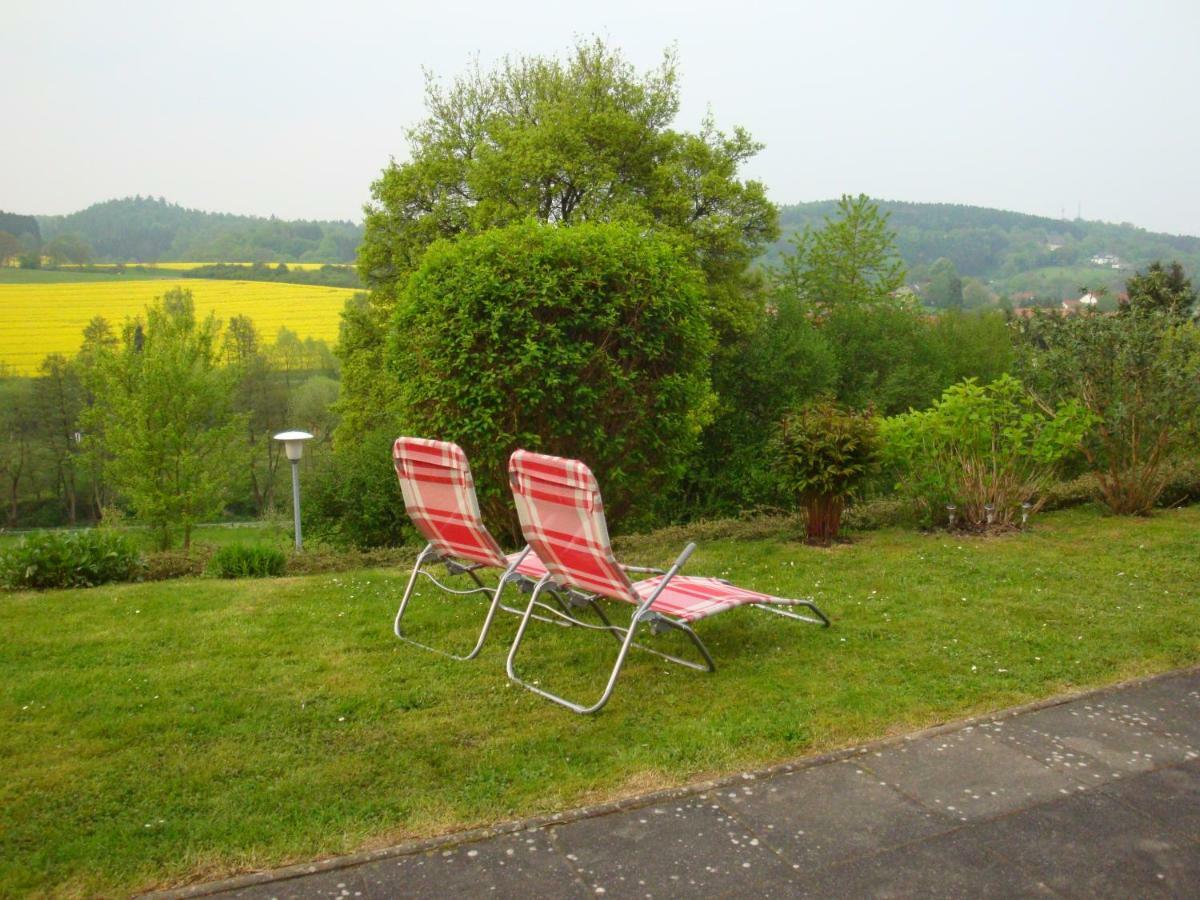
[[140, 663, 1200, 900]]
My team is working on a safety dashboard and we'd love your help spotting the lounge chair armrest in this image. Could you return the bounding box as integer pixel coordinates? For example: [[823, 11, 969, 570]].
[[620, 564, 667, 575]]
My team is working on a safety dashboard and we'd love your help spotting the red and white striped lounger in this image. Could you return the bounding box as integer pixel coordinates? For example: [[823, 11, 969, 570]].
[[505, 449, 830, 713], [391, 437, 558, 660]]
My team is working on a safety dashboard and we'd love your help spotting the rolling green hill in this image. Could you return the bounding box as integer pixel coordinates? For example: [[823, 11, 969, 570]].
[[36, 196, 362, 264], [773, 200, 1200, 301]]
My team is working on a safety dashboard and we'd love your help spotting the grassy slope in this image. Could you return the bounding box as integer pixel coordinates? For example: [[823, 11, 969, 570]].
[[1, 505, 1198, 896], [0, 267, 177, 284]]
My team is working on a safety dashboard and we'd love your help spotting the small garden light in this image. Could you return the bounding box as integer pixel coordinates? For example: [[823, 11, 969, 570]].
[[274, 431, 313, 551], [946, 504, 957, 528], [1021, 501, 1033, 527], [984, 503, 996, 526]]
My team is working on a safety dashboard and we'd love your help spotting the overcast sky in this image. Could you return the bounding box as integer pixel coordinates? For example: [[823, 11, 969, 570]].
[[3, 0, 1198, 235]]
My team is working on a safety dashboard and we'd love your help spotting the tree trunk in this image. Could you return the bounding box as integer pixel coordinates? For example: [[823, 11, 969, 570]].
[[805, 493, 844, 546]]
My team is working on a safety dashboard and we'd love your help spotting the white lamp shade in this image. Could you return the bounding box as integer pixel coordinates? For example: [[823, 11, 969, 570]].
[[274, 430, 314, 461]]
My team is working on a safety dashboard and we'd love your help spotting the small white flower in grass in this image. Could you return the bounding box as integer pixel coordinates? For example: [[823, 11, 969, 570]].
[[338, 716, 346, 722]]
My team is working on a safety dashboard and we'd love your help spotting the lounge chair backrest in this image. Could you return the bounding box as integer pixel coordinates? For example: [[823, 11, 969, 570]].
[[508, 450, 638, 603], [393, 437, 508, 568]]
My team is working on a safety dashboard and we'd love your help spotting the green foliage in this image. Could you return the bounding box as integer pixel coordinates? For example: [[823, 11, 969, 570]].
[[43, 233, 92, 266], [305, 427, 415, 549], [686, 291, 838, 515], [775, 194, 903, 316], [208, 544, 286, 579], [926, 258, 963, 309], [881, 375, 1092, 528], [344, 38, 775, 449], [1017, 306, 1200, 515], [182, 262, 361, 289], [37, 196, 360, 263], [0, 529, 142, 589], [83, 289, 245, 549], [1123, 261, 1196, 319], [772, 399, 880, 544], [389, 220, 713, 536]]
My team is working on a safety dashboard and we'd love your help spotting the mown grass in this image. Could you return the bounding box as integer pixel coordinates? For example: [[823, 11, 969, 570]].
[[1, 505, 1198, 896]]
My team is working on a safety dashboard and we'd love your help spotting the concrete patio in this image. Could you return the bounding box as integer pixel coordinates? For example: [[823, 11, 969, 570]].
[[153, 667, 1200, 899]]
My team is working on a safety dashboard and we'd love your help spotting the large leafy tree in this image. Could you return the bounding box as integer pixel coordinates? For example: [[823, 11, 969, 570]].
[[85, 289, 244, 549], [341, 39, 776, 444]]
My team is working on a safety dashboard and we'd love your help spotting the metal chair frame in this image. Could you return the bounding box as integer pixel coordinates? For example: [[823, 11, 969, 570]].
[[394, 543, 616, 661], [507, 543, 732, 714]]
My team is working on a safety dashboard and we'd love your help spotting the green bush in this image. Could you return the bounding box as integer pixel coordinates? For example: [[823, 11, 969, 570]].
[[0, 530, 143, 590], [305, 426, 417, 550], [880, 374, 1092, 529], [208, 544, 287, 579], [1016, 308, 1200, 515], [772, 399, 880, 544], [388, 220, 714, 538]]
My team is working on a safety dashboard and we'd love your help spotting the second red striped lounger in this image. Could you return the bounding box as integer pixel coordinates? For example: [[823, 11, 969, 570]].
[[505, 449, 830, 713]]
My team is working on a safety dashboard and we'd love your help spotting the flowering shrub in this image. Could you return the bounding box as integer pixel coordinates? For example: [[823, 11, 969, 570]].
[[880, 375, 1092, 529]]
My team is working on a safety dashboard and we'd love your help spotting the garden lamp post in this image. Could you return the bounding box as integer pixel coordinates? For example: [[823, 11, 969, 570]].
[[274, 431, 313, 551]]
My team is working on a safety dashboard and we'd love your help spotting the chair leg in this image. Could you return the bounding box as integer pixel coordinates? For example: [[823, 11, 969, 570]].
[[506, 577, 642, 715], [393, 544, 514, 661], [756, 599, 831, 627]]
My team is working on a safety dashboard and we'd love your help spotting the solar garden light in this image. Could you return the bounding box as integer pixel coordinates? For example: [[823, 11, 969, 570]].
[[984, 503, 996, 526], [1021, 501, 1033, 527], [945, 504, 957, 528], [274, 431, 313, 551]]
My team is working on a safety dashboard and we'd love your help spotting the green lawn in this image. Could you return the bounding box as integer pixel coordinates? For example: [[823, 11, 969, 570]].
[[2, 505, 1198, 896]]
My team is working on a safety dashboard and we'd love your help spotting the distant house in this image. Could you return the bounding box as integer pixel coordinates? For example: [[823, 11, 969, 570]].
[[1012, 291, 1037, 307], [1090, 253, 1119, 267], [1062, 292, 1101, 314]]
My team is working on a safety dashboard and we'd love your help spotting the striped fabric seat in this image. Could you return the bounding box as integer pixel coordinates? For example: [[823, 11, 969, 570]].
[[393, 437, 510, 568], [508, 450, 640, 604], [631, 576, 781, 623], [509, 450, 798, 621]]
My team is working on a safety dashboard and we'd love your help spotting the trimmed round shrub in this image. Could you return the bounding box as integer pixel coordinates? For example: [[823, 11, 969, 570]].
[[388, 220, 715, 537], [209, 544, 287, 579], [0, 530, 143, 590]]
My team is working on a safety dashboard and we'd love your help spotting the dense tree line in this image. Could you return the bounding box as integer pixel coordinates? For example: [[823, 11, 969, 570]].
[[37, 197, 362, 263]]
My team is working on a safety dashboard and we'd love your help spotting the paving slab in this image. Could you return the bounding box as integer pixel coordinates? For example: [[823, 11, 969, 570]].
[[779, 825, 1058, 899], [712, 759, 955, 870], [964, 787, 1200, 898], [978, 700, 1197, 784], [1099, 759, 1200, 841], [548, 796, 796, 899], [858, 722, 1082, 822]]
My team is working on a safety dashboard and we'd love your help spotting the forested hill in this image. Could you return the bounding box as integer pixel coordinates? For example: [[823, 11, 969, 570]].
[[774, 200, 1200, 299], [36, 196, 362, 263]]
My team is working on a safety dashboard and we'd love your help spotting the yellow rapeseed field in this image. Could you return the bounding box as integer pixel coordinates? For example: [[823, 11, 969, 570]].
[[0, 279, 357, 374], [70, 261, 341, 271]]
